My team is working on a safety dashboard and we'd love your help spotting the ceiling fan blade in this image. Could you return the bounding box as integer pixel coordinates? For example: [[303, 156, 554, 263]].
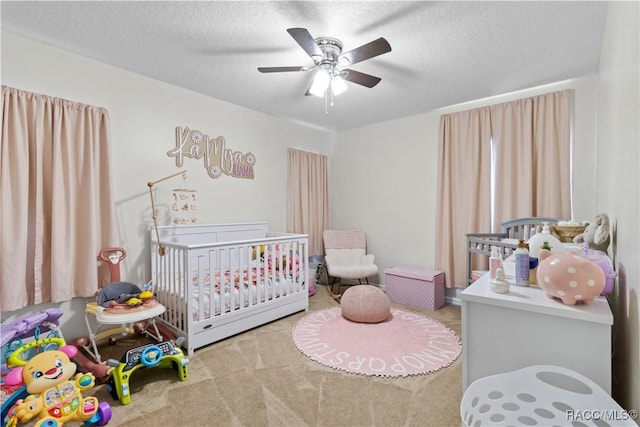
[[258, 66, 306, 73], [342, 69, 382, 88], [287, 28, 323, 59], [339, 37, 391, 66]]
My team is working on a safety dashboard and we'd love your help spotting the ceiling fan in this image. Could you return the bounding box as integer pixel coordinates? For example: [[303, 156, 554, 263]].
[[258, 28, 391, 97]]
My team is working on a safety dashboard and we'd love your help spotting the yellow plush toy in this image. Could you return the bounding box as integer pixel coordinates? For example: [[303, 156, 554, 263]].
[[252, 244, 265, 260], [4, 345, 112, 426]]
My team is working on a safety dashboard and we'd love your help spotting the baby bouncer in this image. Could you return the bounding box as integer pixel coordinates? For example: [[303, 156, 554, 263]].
[[83, 247, 165, 363]]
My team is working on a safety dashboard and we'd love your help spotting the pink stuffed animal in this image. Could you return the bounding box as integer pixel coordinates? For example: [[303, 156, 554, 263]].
[[267, 244, 299, 275]]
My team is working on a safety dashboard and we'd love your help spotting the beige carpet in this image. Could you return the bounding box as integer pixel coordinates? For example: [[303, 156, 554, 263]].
[[87, 284, 463, 427]]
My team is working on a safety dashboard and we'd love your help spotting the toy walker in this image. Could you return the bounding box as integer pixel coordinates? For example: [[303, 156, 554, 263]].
[[1, 314, 112, 427], [83, 248, 166, 363], [2, 309, 65, 426], [106, 338, 188, 405]]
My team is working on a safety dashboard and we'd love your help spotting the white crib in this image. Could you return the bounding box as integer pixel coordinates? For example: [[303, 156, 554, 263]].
[[150, 222, 309, 356]]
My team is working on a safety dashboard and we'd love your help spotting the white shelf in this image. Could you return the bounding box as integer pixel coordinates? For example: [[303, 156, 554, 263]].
[[461, 273, 613, 325]]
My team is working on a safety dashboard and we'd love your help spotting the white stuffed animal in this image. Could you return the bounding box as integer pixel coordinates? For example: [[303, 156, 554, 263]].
[[573, 213, 610, 253]]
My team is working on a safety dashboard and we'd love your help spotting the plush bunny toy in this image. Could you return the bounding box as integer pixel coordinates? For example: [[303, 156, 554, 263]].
[[573, 213, 611, 253]]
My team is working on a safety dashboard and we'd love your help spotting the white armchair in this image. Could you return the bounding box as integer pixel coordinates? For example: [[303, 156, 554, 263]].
[[323, 230, 378, 295]]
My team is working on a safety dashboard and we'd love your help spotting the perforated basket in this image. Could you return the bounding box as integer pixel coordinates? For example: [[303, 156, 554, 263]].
[[461, 365, 635, 427]]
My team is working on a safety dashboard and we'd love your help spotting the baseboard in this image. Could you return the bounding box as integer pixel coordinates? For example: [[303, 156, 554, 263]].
[[445, 296, 461, 306]]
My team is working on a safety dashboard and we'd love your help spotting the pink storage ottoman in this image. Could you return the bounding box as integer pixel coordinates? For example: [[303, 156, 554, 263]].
[[384, 266, 445, 310]]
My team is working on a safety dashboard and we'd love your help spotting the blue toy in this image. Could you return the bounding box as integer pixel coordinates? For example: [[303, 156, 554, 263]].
[[106, 338, 188, 405]]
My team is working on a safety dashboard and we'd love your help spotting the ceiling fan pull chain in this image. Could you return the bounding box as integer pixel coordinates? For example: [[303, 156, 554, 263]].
[[324, 90, 329, 114]]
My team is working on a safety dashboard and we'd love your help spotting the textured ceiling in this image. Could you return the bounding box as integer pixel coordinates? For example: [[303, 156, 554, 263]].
[[1, 1, 608, 132]]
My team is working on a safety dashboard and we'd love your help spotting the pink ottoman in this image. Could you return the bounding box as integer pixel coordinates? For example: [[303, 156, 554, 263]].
[[340, 285, 391, 323]]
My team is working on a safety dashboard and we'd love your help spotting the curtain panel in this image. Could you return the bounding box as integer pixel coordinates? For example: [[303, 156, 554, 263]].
[[435, 108, 493, 289], [0, 86, 117, 311], [435, 90, 572, 288], [491, 90, 572, 229], [286, 148, 329, 256]]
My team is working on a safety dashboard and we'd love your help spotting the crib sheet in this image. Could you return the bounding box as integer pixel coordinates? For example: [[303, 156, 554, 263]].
[[163, 265, 301, 320]]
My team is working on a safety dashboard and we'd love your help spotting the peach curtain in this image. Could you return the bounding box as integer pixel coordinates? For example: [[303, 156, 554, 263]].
[[491, 90, 572, 228], [0, 86, 117, 311], [435, 108, 493, 288], [286, 148, 329, 256], [436, 90, 572, 288]]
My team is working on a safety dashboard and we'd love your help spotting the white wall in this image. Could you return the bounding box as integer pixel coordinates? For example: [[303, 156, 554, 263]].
[[330, 76, 599, 292], [597, 0, 640, 411], [1, 32, 330, 337], [329, 113, 440, 272]]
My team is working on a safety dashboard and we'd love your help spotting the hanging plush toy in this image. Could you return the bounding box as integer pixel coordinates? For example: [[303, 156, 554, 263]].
[[4, 345, 111, 426]]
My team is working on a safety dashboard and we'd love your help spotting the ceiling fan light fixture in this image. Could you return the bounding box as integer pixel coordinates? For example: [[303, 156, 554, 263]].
[[331, 75, 348, 96], [309, 69, 330, 97], [258, 28, 391, 104]]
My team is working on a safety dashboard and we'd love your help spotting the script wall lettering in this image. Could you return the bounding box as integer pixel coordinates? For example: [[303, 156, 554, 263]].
[[168, 126, 256, 179]]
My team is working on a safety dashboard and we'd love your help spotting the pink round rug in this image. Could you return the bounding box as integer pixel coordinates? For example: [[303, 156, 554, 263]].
[[292, 307, 461, 377]]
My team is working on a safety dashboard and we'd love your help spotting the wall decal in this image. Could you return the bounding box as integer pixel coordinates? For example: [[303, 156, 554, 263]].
[[168, 126, 256, 179], [172, 188, 197, 224]]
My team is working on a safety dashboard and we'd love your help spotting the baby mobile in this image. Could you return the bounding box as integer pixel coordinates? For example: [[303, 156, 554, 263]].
[[147, 170, 195, 256]]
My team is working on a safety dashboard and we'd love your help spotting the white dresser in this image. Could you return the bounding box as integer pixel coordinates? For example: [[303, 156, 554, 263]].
[[461, 274, 613, 394]]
